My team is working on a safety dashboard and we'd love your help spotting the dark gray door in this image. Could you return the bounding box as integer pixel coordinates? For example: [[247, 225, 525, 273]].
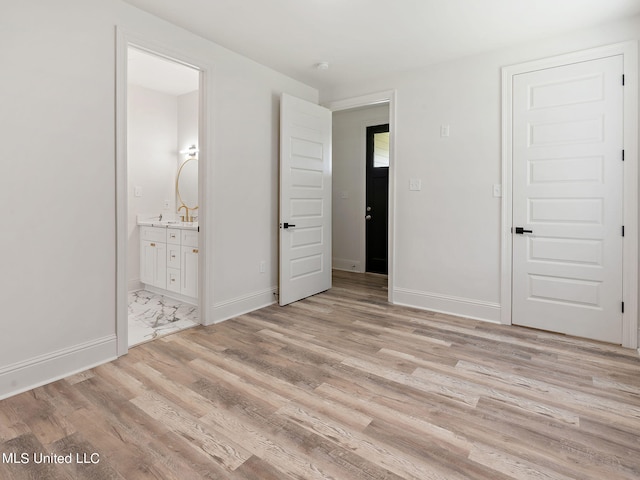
[[366, 124, 389, 274]]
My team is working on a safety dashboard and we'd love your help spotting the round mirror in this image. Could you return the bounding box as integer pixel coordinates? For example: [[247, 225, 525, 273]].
[[176, 158, 198, 210]]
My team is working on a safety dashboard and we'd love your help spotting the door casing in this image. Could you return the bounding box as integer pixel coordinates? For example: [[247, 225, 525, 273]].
[[501, 41, 639, 348]]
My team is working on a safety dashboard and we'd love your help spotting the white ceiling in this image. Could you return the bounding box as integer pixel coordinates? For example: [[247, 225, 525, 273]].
[[128, 47, 199, 96], [122, 0, 640, 91]]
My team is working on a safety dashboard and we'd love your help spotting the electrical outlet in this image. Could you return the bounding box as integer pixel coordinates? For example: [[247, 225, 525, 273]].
[[259, 260, 266, 273], [409, 178, 422, 191]]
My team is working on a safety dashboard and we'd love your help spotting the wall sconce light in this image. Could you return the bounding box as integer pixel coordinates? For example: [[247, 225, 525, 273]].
[[179, 144, 199, 159]]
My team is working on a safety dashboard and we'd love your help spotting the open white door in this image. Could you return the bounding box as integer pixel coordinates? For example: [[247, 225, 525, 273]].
[[279, 94, 332, 306], [512, 55, 624, 343]]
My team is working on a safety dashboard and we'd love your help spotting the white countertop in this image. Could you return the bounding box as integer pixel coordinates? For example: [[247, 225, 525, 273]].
[[138, 220, 198, 231]]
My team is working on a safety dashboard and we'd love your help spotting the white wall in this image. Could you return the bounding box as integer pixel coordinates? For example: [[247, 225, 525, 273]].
[[322, 15, 640, 325], [0, 0, 119, 397], [0, 0, 317, 399], [332, 104, 389, 272], [127, 84, 178, 290]]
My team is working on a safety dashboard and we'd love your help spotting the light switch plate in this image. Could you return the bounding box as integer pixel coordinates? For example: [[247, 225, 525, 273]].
[[440, 125, 450, 137], [409, 178, 422, 191], [493, 184, 502, 197], [134, 186, 143, 197]]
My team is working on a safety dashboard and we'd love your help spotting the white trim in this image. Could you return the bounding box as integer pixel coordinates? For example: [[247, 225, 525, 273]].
[[128, 278, 143, 292], [326, 90, 397, 303], [501, 41, 638, 348], [115, 27, 214, 355], [145, 285, 198, 306], [211, 288, 277, 324], [115, 28, 128, 356], [394, 288, 502, 324], [332, 258, 363, 273], [0, 336, 117, 400]]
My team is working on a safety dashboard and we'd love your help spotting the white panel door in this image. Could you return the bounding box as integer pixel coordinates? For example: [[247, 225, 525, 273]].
[[279, 94, 332, 306], [512, 55, 624, 343]]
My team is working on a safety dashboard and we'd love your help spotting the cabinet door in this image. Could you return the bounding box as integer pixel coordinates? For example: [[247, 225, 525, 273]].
[[140, 241, 166, 289], [155, 243, 167, 289], [167, 268, 181, 294], [167, 244, 181, 269], [140, 241, 156, 286], [167, 229, 181, 245], [181, 246, 198, 298]]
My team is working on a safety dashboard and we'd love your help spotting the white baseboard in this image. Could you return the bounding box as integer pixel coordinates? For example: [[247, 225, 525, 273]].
[[128, 278, 143, 292], [333, 258, 363, 273], [0, 335, 117, 400], [145, 285, 198, 306], [209, 287, 277, 325], [393, 287, 501, 324]]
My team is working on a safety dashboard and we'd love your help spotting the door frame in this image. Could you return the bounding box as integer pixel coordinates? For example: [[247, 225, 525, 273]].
[[326, 90, 397, 303], [115, 28, 213, 356], [500, 42, 638, 348]]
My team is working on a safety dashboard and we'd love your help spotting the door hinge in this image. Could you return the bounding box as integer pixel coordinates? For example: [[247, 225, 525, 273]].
[[622, 225, 625, 237], [622, 74, 625, 86], [622, 150, 625, 161], [622, 301, 625, 313]]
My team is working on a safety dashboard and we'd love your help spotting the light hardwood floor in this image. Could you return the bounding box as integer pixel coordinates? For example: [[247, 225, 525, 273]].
[[2, 270, 640, 479]]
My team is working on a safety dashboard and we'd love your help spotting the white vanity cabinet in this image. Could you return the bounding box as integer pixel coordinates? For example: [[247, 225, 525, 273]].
[[139, 225, 198, 301]]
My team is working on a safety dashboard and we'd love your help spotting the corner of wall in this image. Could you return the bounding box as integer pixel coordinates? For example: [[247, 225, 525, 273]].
[[208, 287, 278, 326]]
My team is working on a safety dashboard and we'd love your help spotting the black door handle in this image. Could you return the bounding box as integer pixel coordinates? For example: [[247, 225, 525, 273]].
[[283, 222, 296, 229], [514, 227, 533, 234]]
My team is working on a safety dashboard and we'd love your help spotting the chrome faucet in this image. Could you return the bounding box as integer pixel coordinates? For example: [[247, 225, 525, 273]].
[[178, 205, 190, 222]]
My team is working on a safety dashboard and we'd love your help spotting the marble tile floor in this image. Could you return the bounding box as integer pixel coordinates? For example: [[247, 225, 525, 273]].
[[128, 290, 199, 347]]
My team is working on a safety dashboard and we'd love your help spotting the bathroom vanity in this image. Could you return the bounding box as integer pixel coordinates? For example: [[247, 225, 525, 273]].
[[138, 222, 198, 302]]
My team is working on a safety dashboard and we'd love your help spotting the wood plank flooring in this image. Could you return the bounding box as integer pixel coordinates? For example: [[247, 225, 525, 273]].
[[2, 270, 640, 479]]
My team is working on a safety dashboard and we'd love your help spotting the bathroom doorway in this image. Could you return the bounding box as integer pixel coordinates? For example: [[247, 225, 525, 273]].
[[124, 46, 202, 347]]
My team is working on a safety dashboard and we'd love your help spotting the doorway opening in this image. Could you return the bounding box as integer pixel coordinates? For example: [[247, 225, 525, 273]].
[[329, 91, 395, 300], [119, 44, 203, 350]]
